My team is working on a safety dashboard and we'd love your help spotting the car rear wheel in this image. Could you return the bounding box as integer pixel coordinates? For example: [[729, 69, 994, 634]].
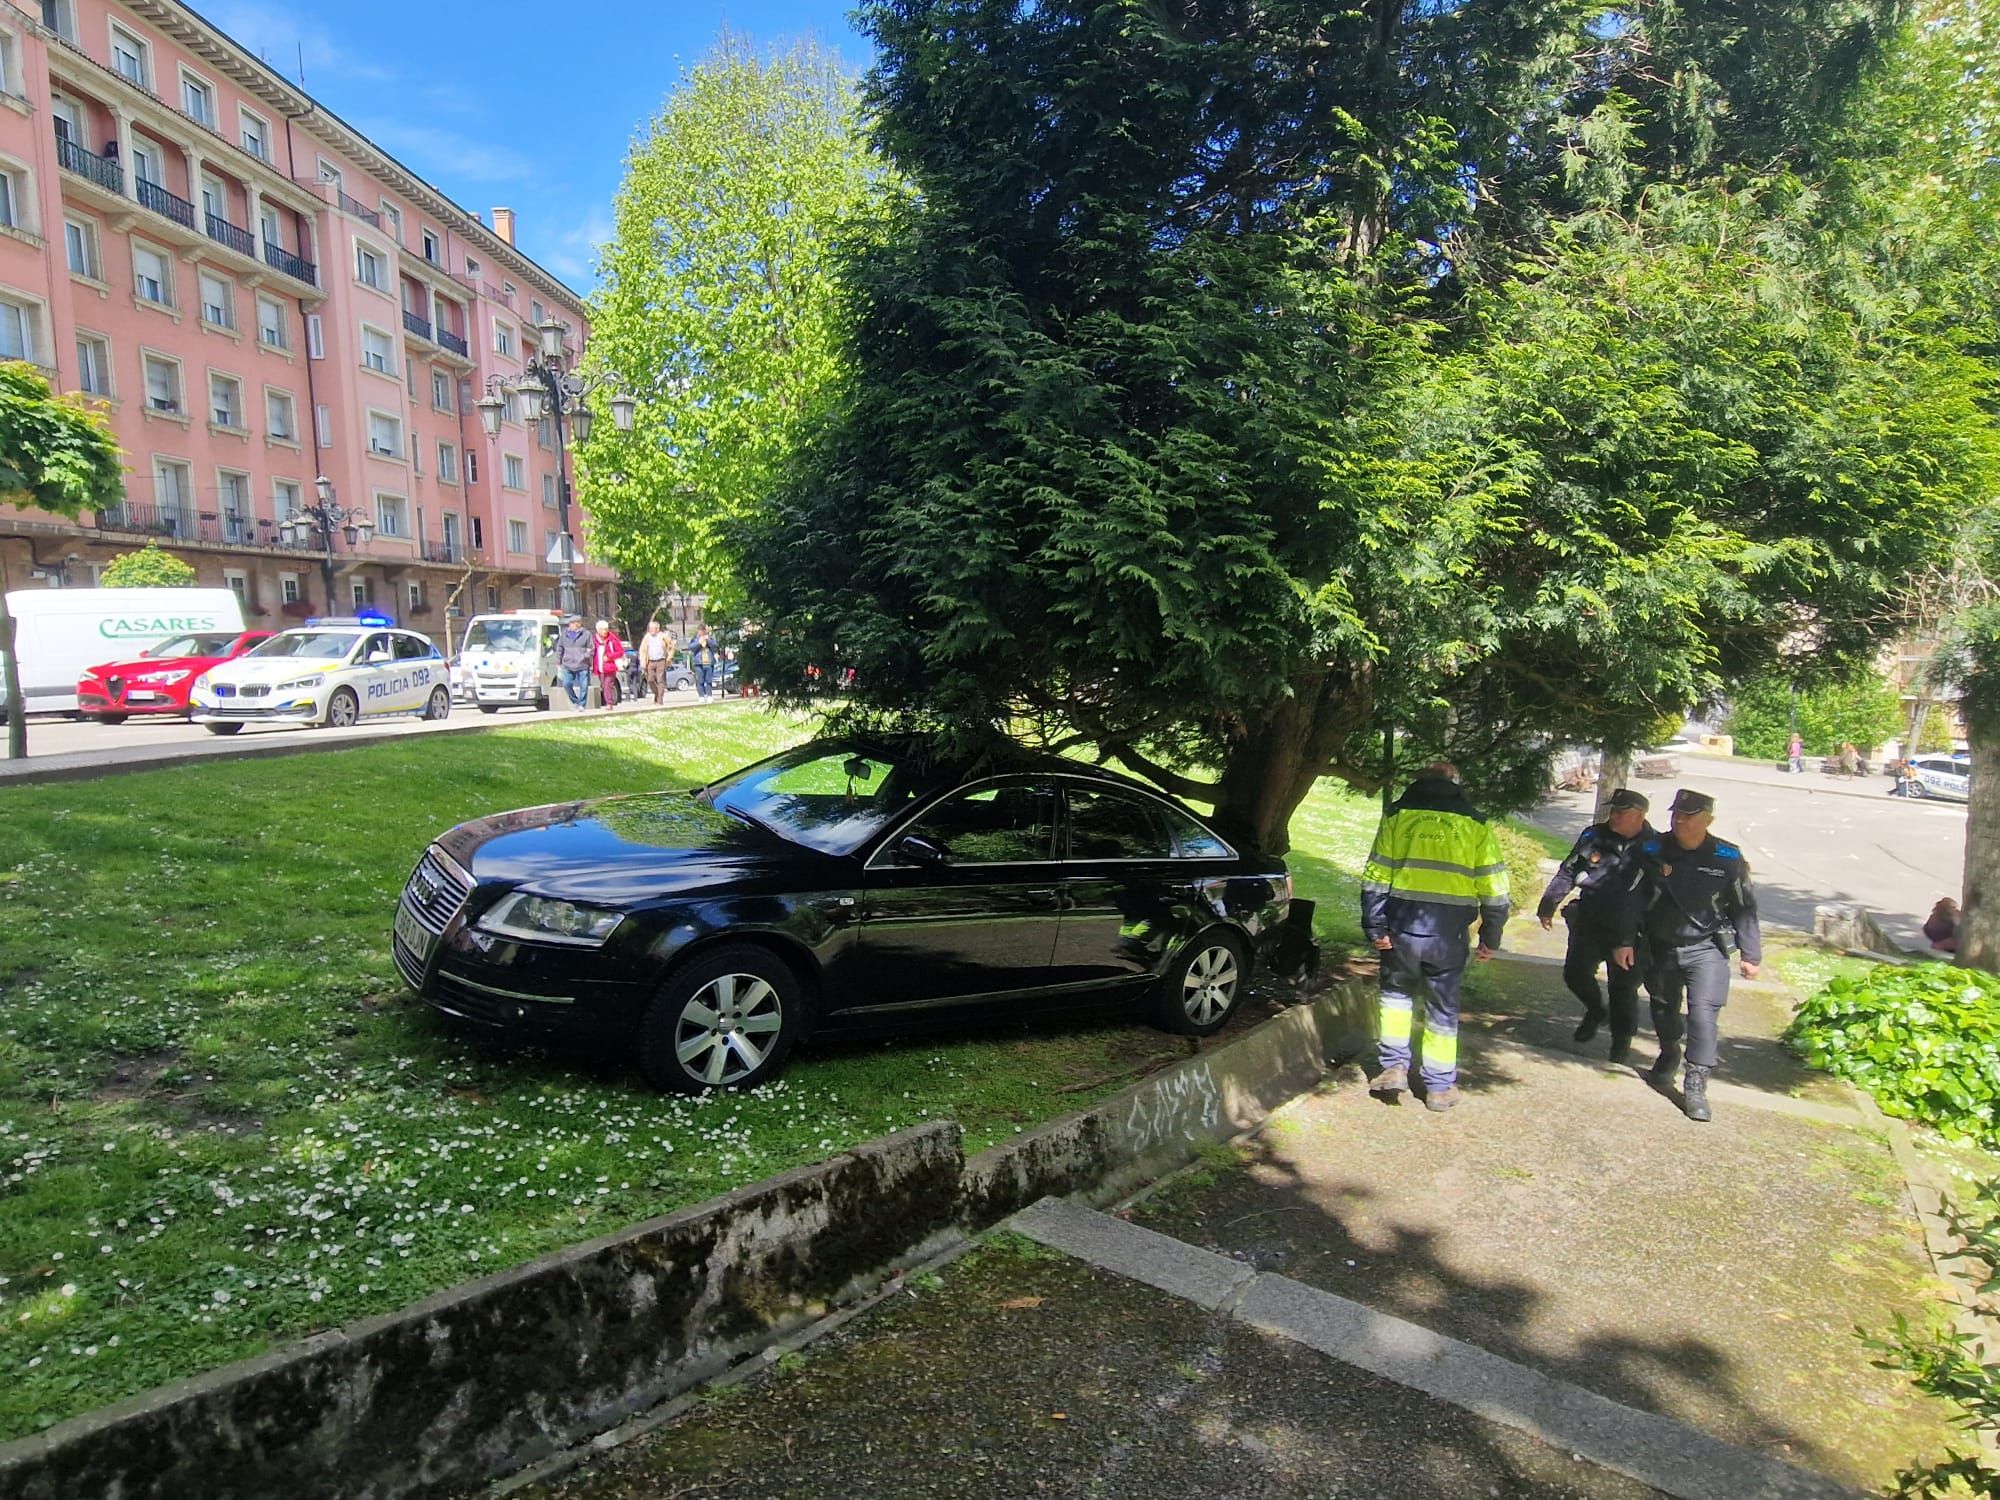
[[1153, 932, 1248, 1037], [423, 686, 451, 721], [204, 722, 244, 736], [97, 714, 127, 726], [325, 688, 360, 729], [641, 944, 804, 1094]]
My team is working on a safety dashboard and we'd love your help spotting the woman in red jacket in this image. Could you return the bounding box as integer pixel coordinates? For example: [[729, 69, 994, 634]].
[[591, 619, 625, 710]]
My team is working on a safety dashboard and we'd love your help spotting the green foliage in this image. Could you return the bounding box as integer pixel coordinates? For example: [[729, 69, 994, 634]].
[[1865, 1183, 2000, 1497], [578, 35, 891, 598], [1724, 670, 1904, 759], [0, 362, 122, 517], [1785, 963, 2000, 1147], [99, 544, 196, 590]]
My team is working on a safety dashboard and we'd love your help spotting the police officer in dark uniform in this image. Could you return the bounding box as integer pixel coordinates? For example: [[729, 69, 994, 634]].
[[1536, 788, 1654, 1062], [1612, 788, 1761, 1123]]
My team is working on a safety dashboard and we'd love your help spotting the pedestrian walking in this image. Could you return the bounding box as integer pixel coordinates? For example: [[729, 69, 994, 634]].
[[1838, 741, 1861, 777], [1361, 762, 1511, 1113], [1536, 788, 1655, 1063], [639, 621, 672, 704], [555, 614, 592, 710], [591, 619, 625, 711], [691, 625, 718, 700], [1787, 731, 1804, 774], [1612, 788, 1761, 1123]]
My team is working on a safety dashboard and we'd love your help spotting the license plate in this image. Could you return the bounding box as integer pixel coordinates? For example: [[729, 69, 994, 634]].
[[394, 901, 434, 964]]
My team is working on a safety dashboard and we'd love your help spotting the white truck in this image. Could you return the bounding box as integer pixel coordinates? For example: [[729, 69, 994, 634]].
[[1, 587, 246, 714], [454, 609, 562, 713]]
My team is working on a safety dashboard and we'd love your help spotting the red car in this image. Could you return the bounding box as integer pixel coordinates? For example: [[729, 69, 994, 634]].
[[77, 630, 274, 723]]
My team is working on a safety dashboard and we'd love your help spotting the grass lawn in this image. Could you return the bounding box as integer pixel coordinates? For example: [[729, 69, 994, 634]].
[[0, 708, 1574, 1441]]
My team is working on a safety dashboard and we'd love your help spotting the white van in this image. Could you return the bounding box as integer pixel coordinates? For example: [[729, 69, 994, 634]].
[[455, 609, 562, 712], [2, 588, 246, 714]]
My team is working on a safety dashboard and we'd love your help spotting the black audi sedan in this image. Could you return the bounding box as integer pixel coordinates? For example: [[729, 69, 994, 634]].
[[392, 737, 1305, 1093]]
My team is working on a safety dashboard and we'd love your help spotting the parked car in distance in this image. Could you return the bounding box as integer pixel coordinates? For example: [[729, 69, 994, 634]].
[[190, 618, 452, 734], [1896, 753, 1971, 802], [77, 630, 273, 722], [2, 586, 245, 715], [662, 647, 738, 693], [393, 737, 1310, 1093]]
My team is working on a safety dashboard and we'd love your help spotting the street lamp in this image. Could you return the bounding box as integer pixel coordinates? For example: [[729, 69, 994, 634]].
[[474, 322, 636, 619], [278, 476, 375, 613]]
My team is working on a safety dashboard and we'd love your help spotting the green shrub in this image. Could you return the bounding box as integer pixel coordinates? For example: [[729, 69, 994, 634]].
[[1784, 962, 2000, 1147], [1723, 670, 1903, 760], [100, 543, 196, 588]]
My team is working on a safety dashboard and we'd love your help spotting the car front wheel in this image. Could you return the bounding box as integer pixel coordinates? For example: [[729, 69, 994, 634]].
[[204, 722, 244, 736], [641, 944, 804, 1094], [325, 687, 360, 729], [1153, 932, 1248, 1036]]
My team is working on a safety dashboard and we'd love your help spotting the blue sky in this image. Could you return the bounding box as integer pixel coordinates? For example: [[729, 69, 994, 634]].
[[192, 0, 873, 290]]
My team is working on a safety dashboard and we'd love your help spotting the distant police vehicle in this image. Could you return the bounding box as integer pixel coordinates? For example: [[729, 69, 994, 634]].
[[189, 615, 452, 735], [454, 608, 561, 713], [1904, 753, 1972, 802]]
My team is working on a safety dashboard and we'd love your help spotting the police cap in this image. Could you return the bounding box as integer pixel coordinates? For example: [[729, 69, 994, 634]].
[[1605, 788, 1649, 813], [1669, 788, 1716, 815]]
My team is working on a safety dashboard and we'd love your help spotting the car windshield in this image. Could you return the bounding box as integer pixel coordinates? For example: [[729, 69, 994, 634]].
[[246, 631, 360, 661], [699, 744, 930, 855], [462, 619, 539, 653], [145, 632, 238, 658]]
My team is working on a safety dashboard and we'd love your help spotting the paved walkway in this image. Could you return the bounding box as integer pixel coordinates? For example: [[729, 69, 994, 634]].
[[501, 928, 1960, 1500]]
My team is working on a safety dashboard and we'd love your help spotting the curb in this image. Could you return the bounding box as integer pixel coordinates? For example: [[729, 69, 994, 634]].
[[0, 979, 1377, 1500]]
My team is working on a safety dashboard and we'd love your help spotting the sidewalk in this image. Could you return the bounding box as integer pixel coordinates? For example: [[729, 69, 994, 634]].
[[501, 932, 1958, 1499]]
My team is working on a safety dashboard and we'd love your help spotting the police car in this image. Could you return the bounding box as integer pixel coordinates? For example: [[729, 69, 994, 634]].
[[1902, 753, 1972, 802], [189, 615, 453, 735]]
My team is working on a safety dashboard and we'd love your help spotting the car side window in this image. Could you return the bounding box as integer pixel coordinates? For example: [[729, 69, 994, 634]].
[[1066, 787, 1175, 860], [1160, 804, 1232, 858], [907, 782, 1057, 864], [394, 634, 428, 661], [360, 633, 391, 662]]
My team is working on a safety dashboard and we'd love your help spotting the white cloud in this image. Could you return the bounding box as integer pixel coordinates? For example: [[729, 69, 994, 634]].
[[537, 210, 615, 288], [349, 119, 540, 186]]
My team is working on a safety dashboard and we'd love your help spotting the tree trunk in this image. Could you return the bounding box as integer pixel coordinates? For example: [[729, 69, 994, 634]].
[[1593, 748, 1633, 822], [1207, 663, 1373, 855], [1959, 708, 2000, 972]]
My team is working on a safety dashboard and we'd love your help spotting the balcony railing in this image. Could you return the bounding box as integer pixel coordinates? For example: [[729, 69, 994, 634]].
[[137, 177, 196, 230], [336, 190, 380, 227], [402, 310, 433, 342], [436, 328, 469, 358], [55, 136, 123, 194], [205, 212, 254, 258], [263, 240, 317, 287], [98, 500, 194, 537], [421, 540, 462, 564]]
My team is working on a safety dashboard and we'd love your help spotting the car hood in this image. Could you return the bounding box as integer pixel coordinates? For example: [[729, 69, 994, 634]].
[[436, 791, 838, 902], [204, 656, 352, 683], [84, 653, 228, 677]]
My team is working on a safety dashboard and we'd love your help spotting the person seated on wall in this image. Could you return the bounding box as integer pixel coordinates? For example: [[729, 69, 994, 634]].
[[1924, 897, 1960, 954]]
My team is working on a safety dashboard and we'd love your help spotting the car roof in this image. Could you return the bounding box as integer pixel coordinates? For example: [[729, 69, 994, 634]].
[[830, 733, 1200, 804]]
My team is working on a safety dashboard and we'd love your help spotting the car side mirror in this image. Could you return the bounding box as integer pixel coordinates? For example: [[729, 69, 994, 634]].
[[368, 649, 391, 663], [895, 833, 949, 868]]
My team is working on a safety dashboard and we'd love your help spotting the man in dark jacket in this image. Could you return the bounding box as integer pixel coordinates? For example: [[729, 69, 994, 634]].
[[1612, 788, 1761, 1123], [555, 616, 592, 709], [1537, 788, 1654, 1063], [1361, 763, 1511, 1113]]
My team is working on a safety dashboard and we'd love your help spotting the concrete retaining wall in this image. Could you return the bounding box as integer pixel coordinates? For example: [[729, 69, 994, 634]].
[[0, 979, 1377, 1500]]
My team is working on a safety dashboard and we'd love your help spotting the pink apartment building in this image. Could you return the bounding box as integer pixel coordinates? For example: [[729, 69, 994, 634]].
[[0, 0, 618, 637]]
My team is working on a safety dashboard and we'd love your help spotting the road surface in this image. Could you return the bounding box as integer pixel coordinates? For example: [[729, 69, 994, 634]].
[[1527, 752, 1963, 953]]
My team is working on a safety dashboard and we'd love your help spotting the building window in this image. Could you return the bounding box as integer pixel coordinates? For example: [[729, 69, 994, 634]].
[[471, 517, 484, 551], [466, 451, 478, 484], [0, 295, 36, 363], [522, 585, 536, 609], [0, 163, 24, 233], [380, 201, 402, 245], [351, 581, 369, 608], [483, 583, 498, 610], [41, 1, 77, 44], [375, 494, 406, 538], [280, 573, 300, 605], [313, 404, 331, 448], [367, 411, 402, 458], [75, 333, 110, 396], [265, 388, 296, 441], [406, 580, 423, 612], [198, 271, 233, 329], [239, 108, 270, 161], [306, 314, 325, 360], [133, 245, 171, 307], [355, 243, 387, 290], [431, 370, 453, 411], [317, 158, 343, 191], [531, 298, 544, 327], [502, 454, 525, 490], [465, 255, 481, 278], [274, 477, 301, 520], [537, 416, 553, 450], [360, 325, 393, 374], [141, 353, 181, 413], [508, 519, 527, 553], [542, 473, 556, 508], [110, 25, 149, 87], [437, 443, 457, 483], [494, 321, 513, 358], [544, 528, 558, 556], [257, 297, 287, 350], [500, 391, 518, 425], [153, 458, 192, 519], [181, 72, 215, 128], [63, 218, 98, 279], [209, 372, 243, 429], [421, 229, 439, 264], [218, 474, 249, 542]]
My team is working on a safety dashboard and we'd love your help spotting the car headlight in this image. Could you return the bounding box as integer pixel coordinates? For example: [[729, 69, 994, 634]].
[[135, 669, 191, 685], [192, 673, 210, 692], [477, 893, 624, 946], [276, 674, 325, 693]]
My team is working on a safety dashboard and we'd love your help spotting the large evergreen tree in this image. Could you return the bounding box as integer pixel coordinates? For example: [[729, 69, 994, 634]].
[[738, 0, 1984, 852]]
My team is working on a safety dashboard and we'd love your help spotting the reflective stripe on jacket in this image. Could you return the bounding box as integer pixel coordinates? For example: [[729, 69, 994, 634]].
[[1361, 776, 1511, 949]]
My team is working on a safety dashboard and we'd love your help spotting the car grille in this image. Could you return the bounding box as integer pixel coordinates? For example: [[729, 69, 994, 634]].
[[391, 933, 426, 990], [401, 847, 473, 936], [239, 684, 270, 699], [106, 675, 126, 697], [428, 971, 506, 1025]]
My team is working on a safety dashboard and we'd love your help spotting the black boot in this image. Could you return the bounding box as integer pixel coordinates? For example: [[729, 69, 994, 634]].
[[1682, 1065, 1713, 1122], [1608, 1034, 1633, 1065], [1647, 1042, 1682, 1088], [1573, 1005, 1605, 1043]]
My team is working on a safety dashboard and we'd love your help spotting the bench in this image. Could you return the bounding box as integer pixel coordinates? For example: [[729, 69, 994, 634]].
[[1635, 755, 1679, 779]]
